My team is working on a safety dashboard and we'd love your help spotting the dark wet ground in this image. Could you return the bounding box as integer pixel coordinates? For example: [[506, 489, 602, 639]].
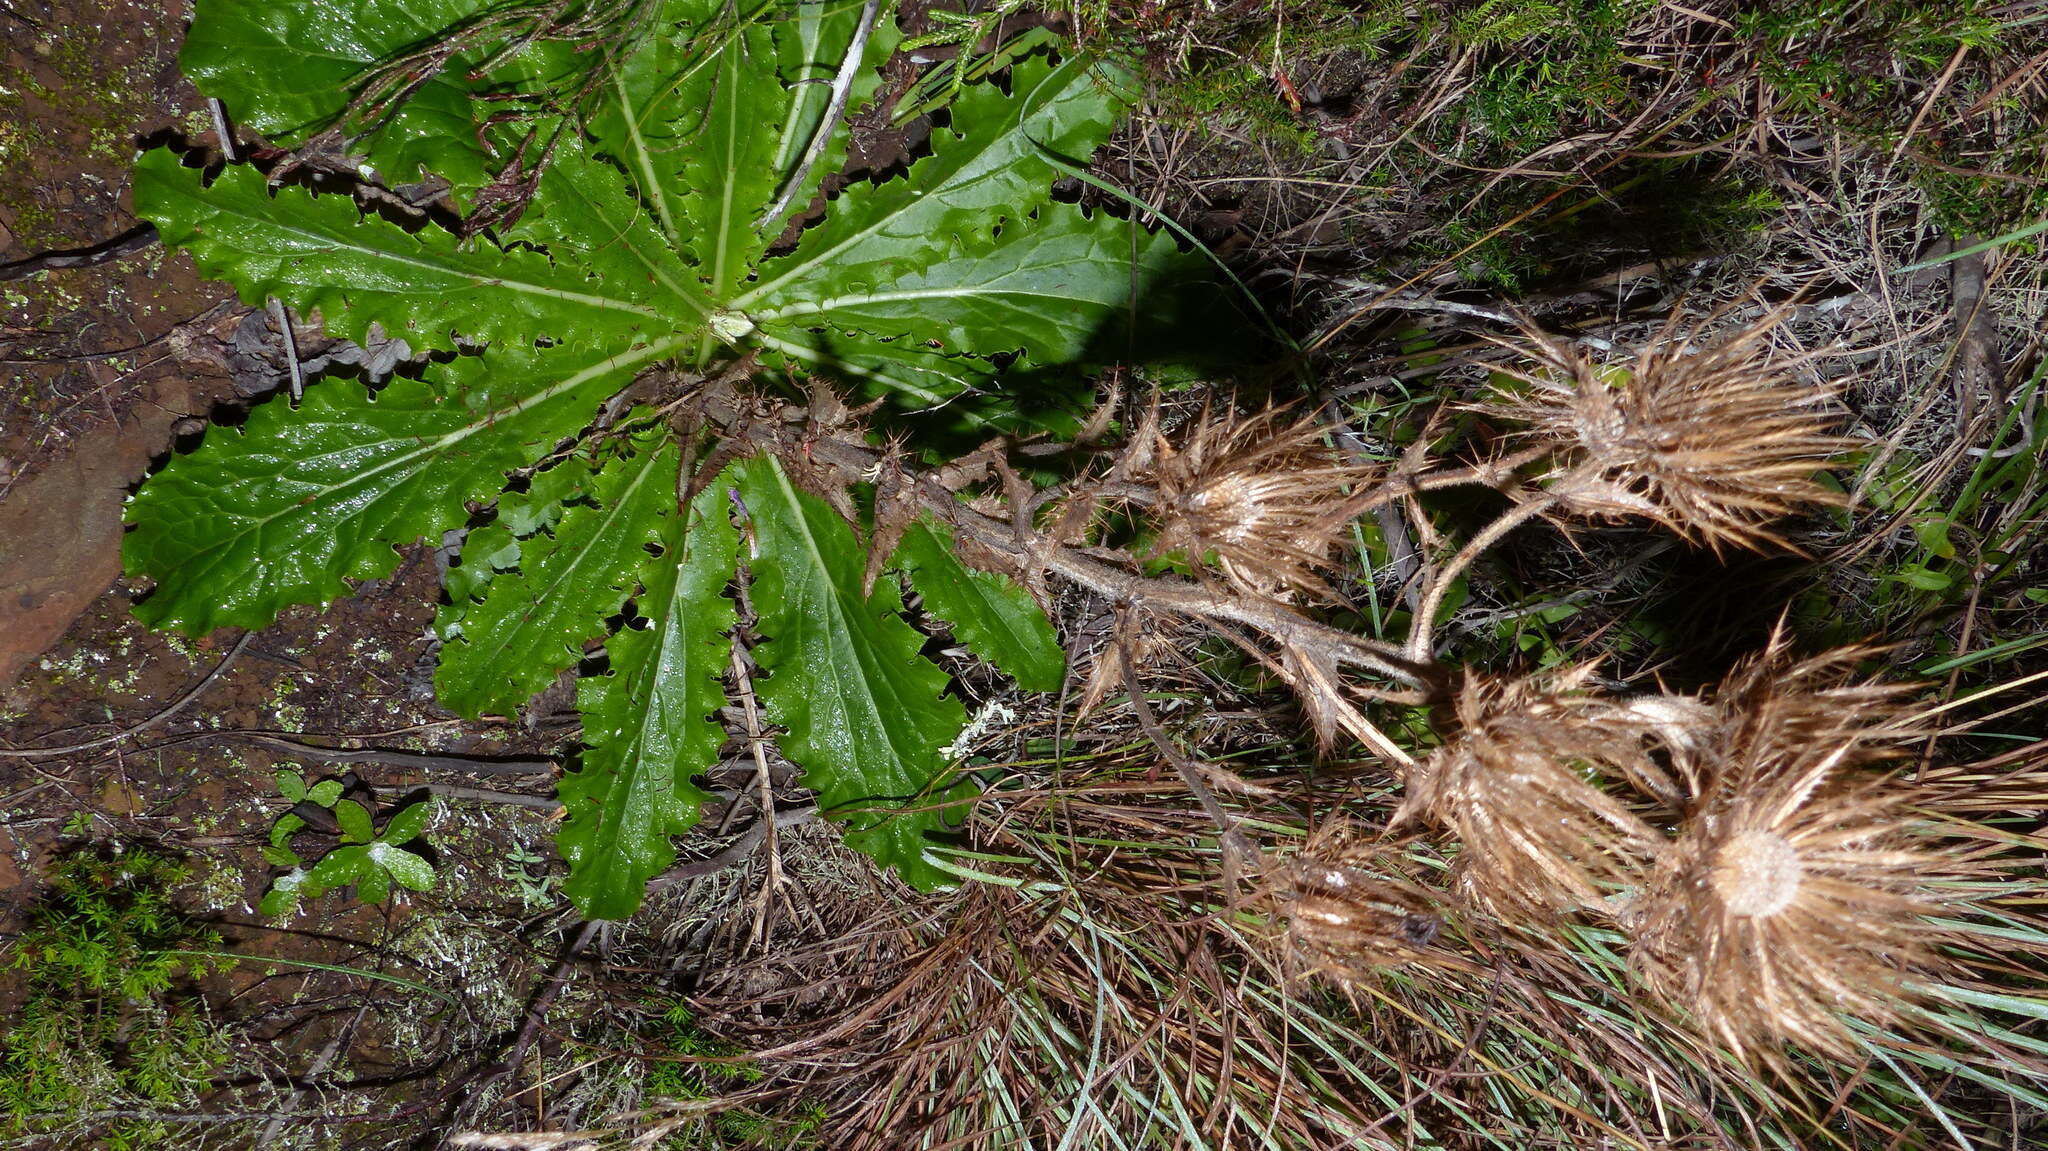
[[1, 5, 571, 1144]]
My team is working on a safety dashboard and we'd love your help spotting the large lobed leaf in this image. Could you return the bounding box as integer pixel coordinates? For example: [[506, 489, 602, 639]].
[[123, 343, 675, 634], [436, 432, 680, 720], [744, 52, 1197, 389], [134, 150, 670, 354], [560, 477, 736, 921], [734, 456, 969, 890]]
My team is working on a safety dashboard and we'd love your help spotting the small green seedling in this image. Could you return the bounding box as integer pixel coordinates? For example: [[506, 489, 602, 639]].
[[261, 769, 438, 917]]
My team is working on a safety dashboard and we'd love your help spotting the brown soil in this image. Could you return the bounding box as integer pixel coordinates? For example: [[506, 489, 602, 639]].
[[1, 5, 569, 1147]]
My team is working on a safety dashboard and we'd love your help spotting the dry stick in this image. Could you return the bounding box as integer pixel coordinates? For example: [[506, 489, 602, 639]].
[[209, 97, 238, 163], [269, 296, 306, 404], [482, 919, 601, 1122], [258, 1005, 369, 1146], [210, 96, 306, 406], [1404, 495, 1558, 664], [0, 223, 157, 282], [375, 783, 561, 810], [794, 432, 1431, 688], [644, 805, 820, 892], [223, 733, 557, 776], [756, 0, 881, 228], [727, 638, 784, 946], [0, 631, 255, 759], [711, 400, 1431, 686], [1119, 627, 1261, 887]]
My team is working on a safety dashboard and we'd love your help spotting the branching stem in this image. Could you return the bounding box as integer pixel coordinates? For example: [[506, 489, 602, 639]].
[[1405, 495, 1558, 663]]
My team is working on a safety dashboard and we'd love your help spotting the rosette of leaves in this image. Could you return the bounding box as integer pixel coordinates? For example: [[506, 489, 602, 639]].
[[123, 0, 1190, 918]]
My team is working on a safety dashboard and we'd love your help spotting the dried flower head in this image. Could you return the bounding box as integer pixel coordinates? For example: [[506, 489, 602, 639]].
[[1398, 666, 1683, 920], [1269, 820, 1450, 980], [1629, 755, 1955, 1064], [1142, 400, 1380, 600], [1480, 311, 1854, 554], [1628, 643, 1949, 1064]]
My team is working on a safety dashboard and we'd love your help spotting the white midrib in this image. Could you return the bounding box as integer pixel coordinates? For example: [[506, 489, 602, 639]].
[[248, 212, 667, 322], [747, 329, 952, 407], [753, 283, 1087, 319], [764, 459, 920, 780], [614, 69, 681, 250], [205, 338, 682, 583]]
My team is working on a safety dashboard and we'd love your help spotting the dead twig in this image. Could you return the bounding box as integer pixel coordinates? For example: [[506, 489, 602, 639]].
[[0, 632, 254, 759], [0, 223, 159, 282], [1119, 623, 1261, 886]]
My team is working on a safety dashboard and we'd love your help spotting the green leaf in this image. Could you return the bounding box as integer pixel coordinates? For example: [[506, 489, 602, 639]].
[[746, 53, 1134, 309], [133, 151, 666, 353], [259, 870, 308, 919], [1913, 516, 1958, 560], [560, 479, 737, 920], [378, 798, 435, 847], [1892, 564, 1955, 592], [371, 843, 436, 891], [307, 780, 343, 808], [583, 1, 715, 264], [259, 844, 300, 869], [744, 54, 1193, 381], [896, 518, 1064, 692], [123, 343, 675, 635], [764, 0, 902, 232], [310, 845, 370, 890], [268, 813, 305, 848], [274, 769, 306, 803], [438, 455, 595, 610], [521, 135, 714, 327], [437, 431, 680, 719], [356, 863, 393, 905], [334, 799, 375, 844], [678, 18, 781, 303], [735, 455, 969, 889], [753, 217, 1187, 365]]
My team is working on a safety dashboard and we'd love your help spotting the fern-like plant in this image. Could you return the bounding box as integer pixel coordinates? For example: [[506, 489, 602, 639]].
[[127, 0, 1217, 917]]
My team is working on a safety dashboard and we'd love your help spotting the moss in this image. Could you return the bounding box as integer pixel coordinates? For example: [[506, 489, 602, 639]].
[[0, 844, 235, 1147]]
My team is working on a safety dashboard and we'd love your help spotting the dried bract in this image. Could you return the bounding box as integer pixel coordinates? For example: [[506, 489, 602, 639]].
[[1269, 821, 1448, 980], [1142, 400, 1381, 600], [1629, 756, 1953, 1064], [1628, 644, 1949, 1064], [1398, 667, 1675, 920], [1481, 312, 1853, 553]]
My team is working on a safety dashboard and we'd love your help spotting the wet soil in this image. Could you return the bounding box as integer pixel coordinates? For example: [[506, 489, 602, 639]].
[[1, 5, 570, 1146]]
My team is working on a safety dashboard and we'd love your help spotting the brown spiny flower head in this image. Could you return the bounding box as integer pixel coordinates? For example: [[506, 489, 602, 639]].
[[1627, 642, 1951, 1065], [1140, 398, 1381, 601], [1266, 819, 1451, 981], [1397, 665, 1688, 921], [1479, 311, 1854, 554]]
